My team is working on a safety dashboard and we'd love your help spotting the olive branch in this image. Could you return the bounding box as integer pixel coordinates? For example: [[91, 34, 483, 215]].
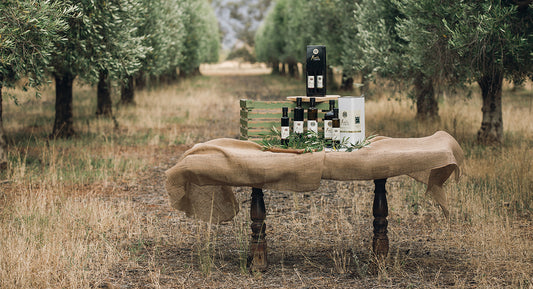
[[259, 126, 376, 153]]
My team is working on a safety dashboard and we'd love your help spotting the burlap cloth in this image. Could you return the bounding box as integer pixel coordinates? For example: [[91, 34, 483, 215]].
[[165, 131, 464, 223]]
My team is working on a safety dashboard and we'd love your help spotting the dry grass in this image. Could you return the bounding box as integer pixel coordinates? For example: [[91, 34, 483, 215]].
[[0, 63, 531, 288]]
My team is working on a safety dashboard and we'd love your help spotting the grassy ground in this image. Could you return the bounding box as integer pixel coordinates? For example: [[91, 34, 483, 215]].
[[0, 62, 531, 288]]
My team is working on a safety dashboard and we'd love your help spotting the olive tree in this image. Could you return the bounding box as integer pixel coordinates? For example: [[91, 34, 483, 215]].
[[0, 0, 73, 164], [346, 0, 446, 120], [93, 0, 146, 116], [255, 0, 359, 85], [255, 0, 288, 74], [120, 0, 219, 104], [443, 1, 532, 143], [119, 0, 184, 105], [179, 0, 220, 76], [307, 0, 358, 89], [49, 0, 146, 137], [388, 0, 532, 141]]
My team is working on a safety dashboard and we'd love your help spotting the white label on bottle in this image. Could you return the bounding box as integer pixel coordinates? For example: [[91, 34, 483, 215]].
[[294, 121, 304, 134], [324, 120, 333, 139], [340, 109, 362, 133], [307, 76, 315, 89], [307, 120, 318, 134], [281, 126, 290, 139], [317, 75, 324, 88], [333, 127, 341, 141]]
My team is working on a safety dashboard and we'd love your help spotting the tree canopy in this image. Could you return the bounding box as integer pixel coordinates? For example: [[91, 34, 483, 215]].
[[1, 0, 221, 139], [0, 0, 75, 165], [0, 0, 73, 88], [255, 0, 533, 143]]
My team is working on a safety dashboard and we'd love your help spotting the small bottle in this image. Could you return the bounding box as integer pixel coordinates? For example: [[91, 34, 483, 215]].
[[281, 107, 290, 146], [323, 99, 335, 147], [307, 97, 318, 136], [332, 108, 341, 147], [293, 97, 304, 135]]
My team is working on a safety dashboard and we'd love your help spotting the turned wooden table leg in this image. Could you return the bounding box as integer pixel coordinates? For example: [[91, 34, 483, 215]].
[[373, 179, 389, 260], [249, 187, 267, 271]]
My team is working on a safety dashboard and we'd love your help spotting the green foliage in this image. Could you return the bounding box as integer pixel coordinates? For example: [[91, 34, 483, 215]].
[[260, 127, 327, 153], [257, 0, 532, 94], [138, 0, 185, 78], [259, 127, 376, 153], [442, 1, 533, 84], [89, 0, 148, 81], [179, 0, 220, 75], [255, 2, 285, 64], [1, 0, 221, 86], [345, 0, 405, 79], [48, 0, 147, 84], [0, 1, 74, 88], [226, 47, 256, 63], [255, 0, 355, 67]]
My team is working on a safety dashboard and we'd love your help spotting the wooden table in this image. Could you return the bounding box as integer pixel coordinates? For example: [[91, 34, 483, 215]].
[[248, 179, 389, 271], [164, 100, 463, 273]]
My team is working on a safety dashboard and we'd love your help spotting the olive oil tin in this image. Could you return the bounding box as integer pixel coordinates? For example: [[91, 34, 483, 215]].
[[338, 96, 365, 146]]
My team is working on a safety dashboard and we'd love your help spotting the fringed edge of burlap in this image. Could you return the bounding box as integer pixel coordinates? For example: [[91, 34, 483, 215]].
[[424, 164, 461, 219], [166, 182, 240, 224]]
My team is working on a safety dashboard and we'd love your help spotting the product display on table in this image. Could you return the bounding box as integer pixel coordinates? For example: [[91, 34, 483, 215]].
[[165, 131, 464, 224], [165, 44, 466, 270]]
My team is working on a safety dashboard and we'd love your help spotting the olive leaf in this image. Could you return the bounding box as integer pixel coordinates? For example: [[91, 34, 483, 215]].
[[259, 126, 376, 153]]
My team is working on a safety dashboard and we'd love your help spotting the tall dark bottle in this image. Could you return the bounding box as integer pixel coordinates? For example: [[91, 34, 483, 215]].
[[332, 108, 341, 146], [307, 97, 318, 135], [323, 100, 336, 146], [281, 107, 290, 145], [293, 97, 304, 135]]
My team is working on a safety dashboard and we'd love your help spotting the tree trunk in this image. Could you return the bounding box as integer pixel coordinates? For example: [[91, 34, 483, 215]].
[[327, 66, 338, 91], [179, 67, 201, 78], [477, 72, 503, 144], [280, 63, 286, 76], [96, 70, 113, 117], [0, 80, 7, 168], [163, 67, 179, 84], [360, 68, 371, 97], [271, 60, 280, 75], [119, 75, 135, 106], [192, 67, 201, 76], [414, 74, 439, 121], [53, 72, 75, 138], [287, 59, 298, 78], [135, 72, 146, 90], [340, 72, 354, 91]]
